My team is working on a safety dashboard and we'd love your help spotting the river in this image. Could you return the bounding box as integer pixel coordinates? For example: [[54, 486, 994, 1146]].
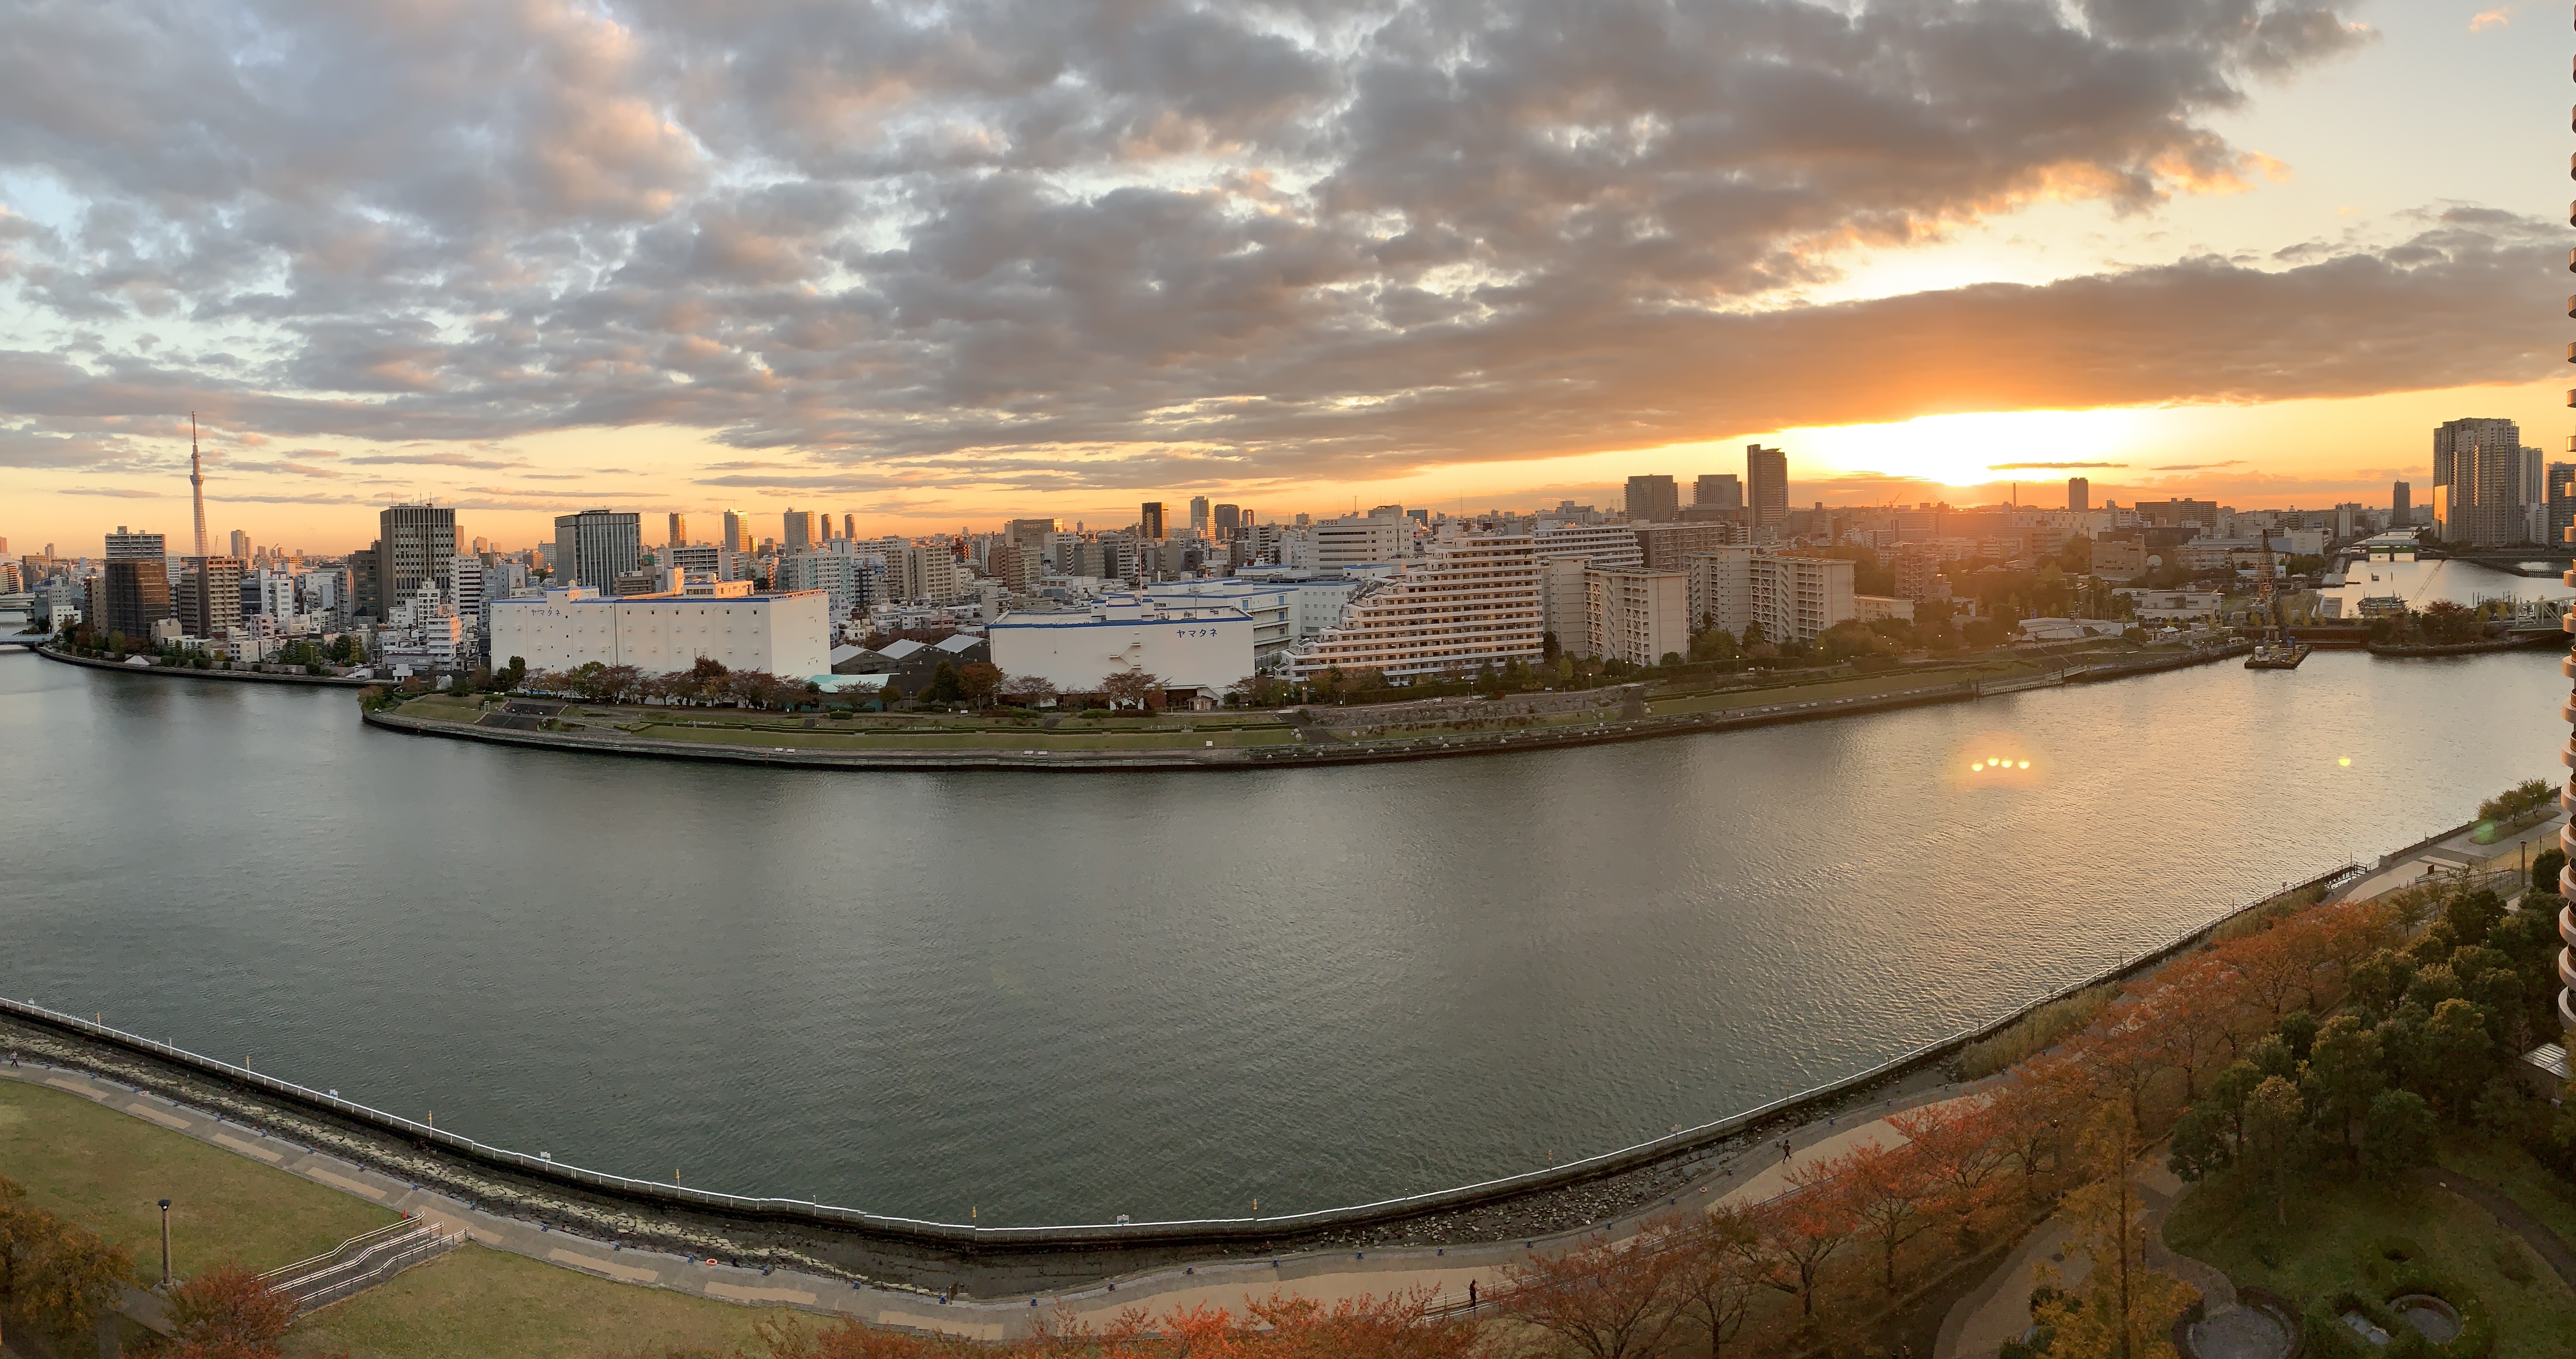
[[0, 630, 2563, 1225]]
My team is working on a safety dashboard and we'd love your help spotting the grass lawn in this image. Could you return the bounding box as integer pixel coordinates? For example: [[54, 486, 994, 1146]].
[[395, 695, 495, 723], [0, 1077, 395, 1275], [2439, 1132, 2576, 1253], [2163, 1164, 2575, 1356], [288, 1243, 827, 1359]]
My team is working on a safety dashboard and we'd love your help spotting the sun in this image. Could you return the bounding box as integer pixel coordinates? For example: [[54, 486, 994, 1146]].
[[1773, 409, 2149, 493]]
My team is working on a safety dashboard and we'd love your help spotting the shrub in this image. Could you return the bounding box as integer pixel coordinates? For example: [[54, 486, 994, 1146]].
[[1955, 983, 2116, 1079]]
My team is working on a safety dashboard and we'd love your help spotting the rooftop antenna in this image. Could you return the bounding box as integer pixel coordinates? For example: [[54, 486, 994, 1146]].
[[189, 412, 209, 558]]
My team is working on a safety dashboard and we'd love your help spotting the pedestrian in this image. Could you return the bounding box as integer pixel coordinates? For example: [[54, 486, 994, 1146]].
[[1780, 1138, 1791, 1163], [1468, 1280, 1478, 1307]]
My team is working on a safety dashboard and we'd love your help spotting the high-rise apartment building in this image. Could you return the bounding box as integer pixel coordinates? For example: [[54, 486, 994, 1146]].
[[2392, 481, 2411, 526], [1284, 535, 1543, 680], [722, 510, 746, 555], [2067, 478, 2090, 513], [378, 504, 459, 618], [1686, 547, 1856, 642], [1189, 497, 1211, 534], [1634, 521, 1741, 570], [1214, 504, 1242, 539], [176, 556, 243, 639], [1693, 474, 1743, 515], [553, 509, 642, 591], [1140, 503, 1167, 539], [1746, 445, 1788, 529], [1583, 568, 1690, 666], [2431, 418, 2526, 546], [782, 510, 814, 553], [668, 513, 687, 547], [101, 528, 173, 641], [2549, 464, 2576, 546], [1624, 475, 1681, 523], [229, 529, 250, 560]]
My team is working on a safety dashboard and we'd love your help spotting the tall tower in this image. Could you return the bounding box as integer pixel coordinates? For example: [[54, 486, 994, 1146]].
[[1746, 444, 1788, 529], [2561, 35, 2576, 1042], [189, 412, 209, 558]]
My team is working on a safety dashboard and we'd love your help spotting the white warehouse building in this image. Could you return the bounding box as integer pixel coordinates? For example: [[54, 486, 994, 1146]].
[[988, 594, 1254, 695], [489, 586, 830, 677]]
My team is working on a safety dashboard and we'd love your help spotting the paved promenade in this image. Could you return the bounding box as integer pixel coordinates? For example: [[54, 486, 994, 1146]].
[[4, 1056, 1987, 1341], [2328, 809, 2563, 904]]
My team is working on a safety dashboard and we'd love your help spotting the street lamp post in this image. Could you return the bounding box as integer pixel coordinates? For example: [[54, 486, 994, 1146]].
[[157, 1199, 172, 1286]]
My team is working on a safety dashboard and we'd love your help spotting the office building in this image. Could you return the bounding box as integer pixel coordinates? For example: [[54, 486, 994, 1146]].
[[1284, 534, 1543, 680], [553, 509, 642, 591], [1140, 502, 1168, 539], [1693, 473, 1743, 516], [1214, 504, 1242, 539], [1143, 577, 1362, 658], [1189, 497, 1211, 534], [2431, 418, 2525, 546], [379, 504, 459, 613], [2549, 465, 2576, 546], [491, 586, 830, 679], [990, 594, 1254, 695], [1746, 445, 1788, 528], [1584, 568, 1691, 666], [2392, 481, 2411, 526], [2067, 478, 2090, 513], [101, 528, 173, 640], [176, 556, 244, 639], [1685, 547, 1855, 642], [1624, 475, 1681, 523], [349, 546, 381, 621], [669, 513, 688, 547], [229, 529, 251, 560], [782, 509, 815, 553]]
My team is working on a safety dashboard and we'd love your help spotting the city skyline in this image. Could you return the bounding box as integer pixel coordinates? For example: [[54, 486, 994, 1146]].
[[1, 2, 2565, 552]]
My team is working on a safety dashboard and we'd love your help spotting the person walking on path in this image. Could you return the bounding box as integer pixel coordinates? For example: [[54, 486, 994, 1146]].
[[1468, 1280, 1477, 1308]]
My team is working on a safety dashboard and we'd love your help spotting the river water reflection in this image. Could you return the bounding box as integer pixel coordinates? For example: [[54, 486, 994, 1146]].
[[0, 641, 2560, 1223]]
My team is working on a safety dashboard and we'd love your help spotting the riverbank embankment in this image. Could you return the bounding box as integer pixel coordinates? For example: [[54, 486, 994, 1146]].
[[360, 641, 2254, 772]]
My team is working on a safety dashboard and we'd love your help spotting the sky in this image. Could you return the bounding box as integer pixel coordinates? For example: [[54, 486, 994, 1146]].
[[0, 0, 2567, 554]]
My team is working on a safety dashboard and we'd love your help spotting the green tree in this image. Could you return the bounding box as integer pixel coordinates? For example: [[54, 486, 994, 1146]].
[[2417, 997, 2499, 1111], [2242, 1075, 2308, 1225], [2301, 1015, 2384, 1154], [2166, 1103, 2234, 1181], [2441, 889, 2503, 950], [2361, 1090, 2436, 1181], [2533, 848, 2567, 897], [924, 660, 964, 705]]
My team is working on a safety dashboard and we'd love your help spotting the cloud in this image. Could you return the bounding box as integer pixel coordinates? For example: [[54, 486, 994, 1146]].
[[2469, 7, 2513, 31], [0, 0, 2401, 495], [1987, 462, 2130, 470], [59, 486, 168, 499], [2152, 460, 2251, 470], [343, 451, 527, 470]]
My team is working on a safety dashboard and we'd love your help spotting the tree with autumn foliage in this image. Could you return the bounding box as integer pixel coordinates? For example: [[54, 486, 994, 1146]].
[[1751, 1161, 1858, 1319], [1497, 1226, 1690, 1359], [1664, 1206, 1768, 1359], [1833, 1138, 1940, 1293], [749, 1288, 1489, 1359], [1891, 1099, 2013, 1251], [1098, 670, 1165, 711], [2029, 1109, 2198, 1359], [0, 1176, 133, 1355], [153, 1261, 302, 1358]]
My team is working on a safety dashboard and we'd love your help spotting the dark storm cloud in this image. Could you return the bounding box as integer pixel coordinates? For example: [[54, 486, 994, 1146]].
[[0, 0, 2406, 485]]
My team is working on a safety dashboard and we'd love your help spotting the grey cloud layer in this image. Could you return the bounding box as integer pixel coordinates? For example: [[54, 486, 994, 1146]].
[[0, 0, 2417, 490]]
